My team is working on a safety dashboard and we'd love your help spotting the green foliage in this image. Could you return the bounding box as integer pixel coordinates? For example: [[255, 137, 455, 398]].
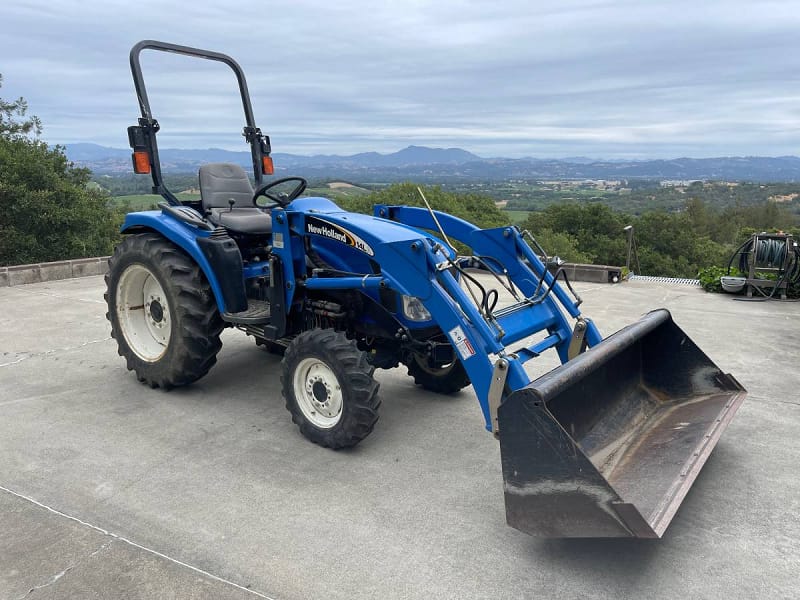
[[516, 197, 798, 278], [94, 172, 200, 196], [503, 209, 532, 224], [503, 180, 800, 219], [635, 210, 730, 277], [0, 74, 42, 139], [520, 203, 628, 265], [337, 182, 508, 230], [525, 228, 593, 264], [0, 136, 122, 265], [0, 77, 121, 266], [697, 266, 733, 293], [341, 183, 798, 279], [698, 265, 800, 298], [107, 192, 200, 212]]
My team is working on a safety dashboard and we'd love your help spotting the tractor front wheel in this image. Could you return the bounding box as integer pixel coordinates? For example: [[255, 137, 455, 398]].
[[105, 233, 223, 389], [282, 329, 380, 448], [406, 353, 471, 395]]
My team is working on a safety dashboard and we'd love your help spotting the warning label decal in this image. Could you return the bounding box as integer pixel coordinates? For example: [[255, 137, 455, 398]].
[[448, 325, 476, 361]]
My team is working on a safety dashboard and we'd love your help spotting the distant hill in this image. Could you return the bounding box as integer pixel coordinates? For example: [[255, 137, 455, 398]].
[[64, 143, 129, 161], [65, 144, 482, 175], [64, 143, 800, 182]]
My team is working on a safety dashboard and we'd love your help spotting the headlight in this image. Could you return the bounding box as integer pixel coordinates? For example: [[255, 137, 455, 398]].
[[401, 295, 432, 322]]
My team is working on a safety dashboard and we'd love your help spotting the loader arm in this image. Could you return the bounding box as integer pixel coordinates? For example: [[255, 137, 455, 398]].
[[373, 204, 603, 415], [373, 204, 746, 539], [279, 200, 599, 429]]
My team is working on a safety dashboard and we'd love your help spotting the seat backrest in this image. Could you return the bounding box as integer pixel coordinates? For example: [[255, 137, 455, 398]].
[[199, 163, 254, 210]]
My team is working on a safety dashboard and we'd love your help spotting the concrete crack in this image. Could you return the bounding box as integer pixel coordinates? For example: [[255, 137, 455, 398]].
[[766, 399, 800, 407], [14, 540, 114, 599], [5, 286, 106, 305], [746, 395, 800, 407], [0, 485, 279, 600], [0, 337, 111, 368]]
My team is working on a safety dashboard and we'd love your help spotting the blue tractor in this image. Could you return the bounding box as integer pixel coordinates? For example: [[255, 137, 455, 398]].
[[106, 41, 746, 538]]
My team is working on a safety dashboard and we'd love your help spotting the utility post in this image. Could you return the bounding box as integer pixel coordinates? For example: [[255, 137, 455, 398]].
[[624, 225, 633, 273]]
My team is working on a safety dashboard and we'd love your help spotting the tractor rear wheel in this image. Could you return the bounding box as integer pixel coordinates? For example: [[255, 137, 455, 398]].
[[282, 329, 380, 448], [406, 353, 471, 395], [105, 233, 223, 389]]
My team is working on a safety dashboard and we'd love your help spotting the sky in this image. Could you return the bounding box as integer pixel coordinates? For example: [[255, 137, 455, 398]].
[[3, 0, 800, 159]]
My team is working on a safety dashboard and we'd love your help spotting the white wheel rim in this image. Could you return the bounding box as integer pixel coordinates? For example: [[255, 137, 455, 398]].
[[292, 357, 343, 429], [116, 263, 171, 362]]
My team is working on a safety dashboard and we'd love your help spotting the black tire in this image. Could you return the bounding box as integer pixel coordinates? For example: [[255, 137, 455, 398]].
[[105, 233, 224, 389], [282, 329, 380, 449], [406, 353, 471, 395]]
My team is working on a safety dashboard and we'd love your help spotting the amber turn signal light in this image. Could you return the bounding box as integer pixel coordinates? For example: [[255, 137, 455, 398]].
[[132, 150, 151, 174], [262, 156, 274, 175]]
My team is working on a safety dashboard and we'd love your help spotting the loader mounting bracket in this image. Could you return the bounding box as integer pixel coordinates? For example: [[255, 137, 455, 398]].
[[488, 358, 509, 439], [567, 317, 590, 360]]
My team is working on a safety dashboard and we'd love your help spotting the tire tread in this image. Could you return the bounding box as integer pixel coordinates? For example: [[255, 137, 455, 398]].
[[105, 233, 223, 389], [282, 329, 380, 449]]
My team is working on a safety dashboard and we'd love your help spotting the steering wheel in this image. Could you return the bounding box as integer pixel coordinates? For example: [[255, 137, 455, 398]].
[[253, 176, 308, 208]]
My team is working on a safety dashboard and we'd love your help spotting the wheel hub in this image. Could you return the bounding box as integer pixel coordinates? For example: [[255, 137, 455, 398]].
[[293, 358, 343, 428], [311, 380, 329, 403], [116, 264, 171, 362], [149, 299, 164, 323], [306, 374, 334, 412]]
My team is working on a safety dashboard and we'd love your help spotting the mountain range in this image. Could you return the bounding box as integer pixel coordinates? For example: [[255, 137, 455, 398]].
[[65, 143, 800, 182]]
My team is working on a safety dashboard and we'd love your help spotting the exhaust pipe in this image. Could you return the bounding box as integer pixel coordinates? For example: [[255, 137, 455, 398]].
[[498, 310, 745, 538]]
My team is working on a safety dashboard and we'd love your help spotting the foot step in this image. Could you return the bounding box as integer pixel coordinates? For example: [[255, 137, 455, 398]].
[[222, 299, 271, 324]]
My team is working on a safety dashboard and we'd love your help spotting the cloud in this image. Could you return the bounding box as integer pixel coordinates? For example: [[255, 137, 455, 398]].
[[2, 0, 800, 157]]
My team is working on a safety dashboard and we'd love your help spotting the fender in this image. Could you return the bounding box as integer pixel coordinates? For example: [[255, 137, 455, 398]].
[[120, 210, 232, 313]]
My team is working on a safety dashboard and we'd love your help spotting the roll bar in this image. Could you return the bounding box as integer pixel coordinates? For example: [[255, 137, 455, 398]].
[[128, 40, 271, 205]]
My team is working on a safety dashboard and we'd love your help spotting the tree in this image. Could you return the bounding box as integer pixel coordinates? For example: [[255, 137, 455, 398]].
[[523, 227, 593, 264], [0, 74, 42, 139], [0, 75, 121, 266], [521, 203, 628, 265], [337, 182, 509, 230]]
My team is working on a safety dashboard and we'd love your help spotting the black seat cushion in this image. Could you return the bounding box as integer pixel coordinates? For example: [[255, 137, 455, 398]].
[[209, 207, 272, 235], [199, 163, 272, 234]]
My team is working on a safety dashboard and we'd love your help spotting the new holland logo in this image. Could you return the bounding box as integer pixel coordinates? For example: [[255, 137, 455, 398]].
[[305, 216, 375, 256]]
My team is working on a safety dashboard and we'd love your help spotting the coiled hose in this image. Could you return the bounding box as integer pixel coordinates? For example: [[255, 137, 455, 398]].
[[727, 235, 800, 300]]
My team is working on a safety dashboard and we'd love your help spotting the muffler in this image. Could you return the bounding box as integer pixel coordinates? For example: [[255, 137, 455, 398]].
[[498, 309, 745, 538]]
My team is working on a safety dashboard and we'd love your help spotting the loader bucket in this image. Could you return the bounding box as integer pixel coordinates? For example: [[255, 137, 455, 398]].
[[498, 309, 745, 538]]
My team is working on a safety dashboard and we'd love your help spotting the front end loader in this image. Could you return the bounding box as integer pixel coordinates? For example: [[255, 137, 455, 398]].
[[106, 40, 746, 539]]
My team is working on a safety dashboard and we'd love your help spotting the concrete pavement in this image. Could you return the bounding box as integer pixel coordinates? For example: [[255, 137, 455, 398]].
[[0, 275, 798, 599]]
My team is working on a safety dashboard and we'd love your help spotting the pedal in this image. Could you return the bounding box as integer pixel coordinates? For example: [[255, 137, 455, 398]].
[[222, 299, 271, 324]]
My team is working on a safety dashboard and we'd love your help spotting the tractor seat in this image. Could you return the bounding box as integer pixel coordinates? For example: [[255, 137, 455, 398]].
[[198, 163, 272, 235]]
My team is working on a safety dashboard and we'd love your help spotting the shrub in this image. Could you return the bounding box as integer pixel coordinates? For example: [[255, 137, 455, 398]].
[[697, 266, 734, 293]]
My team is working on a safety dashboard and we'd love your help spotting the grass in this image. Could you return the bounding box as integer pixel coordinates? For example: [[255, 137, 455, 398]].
[[109, 193, 201, 211], [503, 209, 533, 224], [304, 183, 372, 199]]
